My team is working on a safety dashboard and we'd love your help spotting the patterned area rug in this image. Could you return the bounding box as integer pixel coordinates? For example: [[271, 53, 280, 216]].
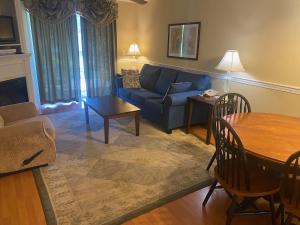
[[34, 109, 214, 225]]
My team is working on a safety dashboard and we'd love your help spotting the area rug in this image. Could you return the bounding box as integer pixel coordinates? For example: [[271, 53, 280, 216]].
[[33, 109, 214, 225]]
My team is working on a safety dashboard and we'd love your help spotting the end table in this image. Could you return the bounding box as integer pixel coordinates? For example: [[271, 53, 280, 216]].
[[186, 95, 218, 145]]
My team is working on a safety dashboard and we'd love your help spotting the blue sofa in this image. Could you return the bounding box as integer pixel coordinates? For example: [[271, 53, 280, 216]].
[[115, 64, 212, 133]]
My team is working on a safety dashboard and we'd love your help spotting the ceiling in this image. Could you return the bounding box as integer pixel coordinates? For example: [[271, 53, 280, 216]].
[[118, 0, 148, 4]]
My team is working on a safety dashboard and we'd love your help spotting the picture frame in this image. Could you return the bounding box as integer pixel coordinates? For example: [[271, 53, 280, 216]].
[[167, 22, 201, 60]]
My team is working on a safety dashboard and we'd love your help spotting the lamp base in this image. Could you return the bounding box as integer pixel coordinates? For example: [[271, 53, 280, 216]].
[[224, 74, 232, 93]]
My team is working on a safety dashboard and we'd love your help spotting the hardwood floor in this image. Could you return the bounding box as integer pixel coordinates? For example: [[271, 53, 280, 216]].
[[0, 171, 47, 225], [0, 125, 276, 225], [125, 187, 272, 225]]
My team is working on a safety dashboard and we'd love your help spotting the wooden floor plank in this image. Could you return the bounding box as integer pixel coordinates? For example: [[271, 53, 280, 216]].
[[0, 171, 47, 225], [125, 188, 273, 225]]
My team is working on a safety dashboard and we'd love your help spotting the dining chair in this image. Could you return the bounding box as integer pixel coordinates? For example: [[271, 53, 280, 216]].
[[206, 92, 251, 171], [279, 151, 300, 225], [203, 118, 280, 225]]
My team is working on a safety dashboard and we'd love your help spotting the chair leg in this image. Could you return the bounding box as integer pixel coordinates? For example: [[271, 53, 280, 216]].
[[276, 203, 285, 225], [284, 213, 293, 225], [206, 151, 217, 171], [269, 195, 277, 225], [226, 196, 237, 225], [281, 205, 285, 225], [202, 180, 218, 207], [285, 213, 293, 225]]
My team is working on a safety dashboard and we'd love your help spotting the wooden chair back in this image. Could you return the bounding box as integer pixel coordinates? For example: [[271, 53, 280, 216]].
[[213, 93, 251, 118], [212, 117, 251, 191], [283, 151, 300, 210]]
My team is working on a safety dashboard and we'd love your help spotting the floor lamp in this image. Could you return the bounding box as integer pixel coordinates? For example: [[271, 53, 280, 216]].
[[215, 50, 245, 93]]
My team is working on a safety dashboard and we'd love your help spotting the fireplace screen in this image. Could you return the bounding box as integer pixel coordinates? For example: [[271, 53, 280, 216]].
[[0, 77, 29, 107]]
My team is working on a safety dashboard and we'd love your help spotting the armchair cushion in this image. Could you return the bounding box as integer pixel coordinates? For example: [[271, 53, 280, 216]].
[[6, 116, 55, 139], [0, 102, 39, 124]]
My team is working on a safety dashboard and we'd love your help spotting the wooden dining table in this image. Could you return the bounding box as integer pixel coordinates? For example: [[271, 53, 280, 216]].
[[224, 112, 300, 165]]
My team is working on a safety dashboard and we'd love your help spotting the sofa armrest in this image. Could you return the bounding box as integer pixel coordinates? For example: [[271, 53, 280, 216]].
[[165, 90, 202, 106], [0, 102, 39, 124], [0, 120, 56, 173], [115, 75, 123, 89], [115, 75, 123, 96]]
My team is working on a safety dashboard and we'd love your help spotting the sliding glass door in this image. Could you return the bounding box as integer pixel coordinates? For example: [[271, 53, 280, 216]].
[[30, 15, 81, 104], [29, 14, 116, 105], [80, 18, 116, 98]]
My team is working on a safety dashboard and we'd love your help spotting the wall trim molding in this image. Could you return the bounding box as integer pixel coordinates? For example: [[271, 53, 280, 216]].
[[118, 58, 300, 95]]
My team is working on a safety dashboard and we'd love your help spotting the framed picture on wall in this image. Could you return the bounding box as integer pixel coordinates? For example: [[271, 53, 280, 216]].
[[167, 22, 201, 60]]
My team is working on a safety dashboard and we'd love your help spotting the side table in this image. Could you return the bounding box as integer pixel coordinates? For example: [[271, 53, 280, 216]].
[[186, 95, 218, 145]]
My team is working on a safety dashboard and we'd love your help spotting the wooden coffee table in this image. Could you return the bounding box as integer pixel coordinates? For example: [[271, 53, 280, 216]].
[[83, 96, 141, 144]]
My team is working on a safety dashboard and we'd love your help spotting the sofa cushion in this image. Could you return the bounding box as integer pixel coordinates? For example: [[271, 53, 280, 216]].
[[144, 98, 164, 115], [162, 82, 193, 102], [118, 88, 133, 99], [140, 64, 161, 91], [176, 71, 211, 91], [7, 116, 55, 139], [154, 68, 178, 95], [129, 88, 162, 105], [0, 115, 4, 128]]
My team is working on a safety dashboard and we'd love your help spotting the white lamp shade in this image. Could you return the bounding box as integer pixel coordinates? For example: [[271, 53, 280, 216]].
[[128, 43, 141, 56], [215, 50, 245, 73]]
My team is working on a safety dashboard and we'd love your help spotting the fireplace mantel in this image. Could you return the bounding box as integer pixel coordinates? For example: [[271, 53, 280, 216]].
[[0, 53, 38, 105]]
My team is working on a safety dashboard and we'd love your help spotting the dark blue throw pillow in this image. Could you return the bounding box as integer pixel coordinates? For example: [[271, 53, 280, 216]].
[[169, 82, 193, 94], [162, 82, 192, 103], [140, 64, 161, 91]]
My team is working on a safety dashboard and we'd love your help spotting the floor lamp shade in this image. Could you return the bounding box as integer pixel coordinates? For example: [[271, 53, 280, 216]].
[[216, 50, 245, 73]]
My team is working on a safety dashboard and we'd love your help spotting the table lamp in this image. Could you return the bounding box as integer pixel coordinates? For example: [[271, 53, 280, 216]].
[[127, 43, 141, 59], [215, 50, 245, 92]]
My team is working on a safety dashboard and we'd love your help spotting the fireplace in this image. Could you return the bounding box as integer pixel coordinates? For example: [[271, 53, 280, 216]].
[[0, 77, 29, 106]]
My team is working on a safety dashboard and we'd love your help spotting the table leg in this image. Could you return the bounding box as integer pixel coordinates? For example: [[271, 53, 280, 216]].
[[186, 100, 194, 134], [206, 106, 213, 145], [84, 102, 89, 125], [104, 117, 109, 144], [135, 112, 140, 136]]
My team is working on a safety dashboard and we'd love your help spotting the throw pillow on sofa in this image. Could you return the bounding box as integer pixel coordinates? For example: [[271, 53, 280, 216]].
[[162, 82, 193, 103], [121, 69, 141, 88]]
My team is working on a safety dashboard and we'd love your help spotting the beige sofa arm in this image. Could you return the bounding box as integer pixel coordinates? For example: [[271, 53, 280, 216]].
[[0, 120, 56, 173], [0, 102, 39, 124]]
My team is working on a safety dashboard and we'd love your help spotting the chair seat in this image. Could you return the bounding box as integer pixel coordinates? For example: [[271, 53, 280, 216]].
[[214, 164, 280, 197]]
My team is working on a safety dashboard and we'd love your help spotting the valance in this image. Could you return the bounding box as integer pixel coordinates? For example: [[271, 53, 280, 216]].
[[23, 0, 118, 25]]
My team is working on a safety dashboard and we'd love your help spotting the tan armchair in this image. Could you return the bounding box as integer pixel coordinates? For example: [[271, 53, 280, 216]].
[[0, 102, 56, 174]]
